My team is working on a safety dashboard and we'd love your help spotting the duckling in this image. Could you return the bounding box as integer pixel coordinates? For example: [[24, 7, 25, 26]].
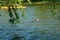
[[29, 18, 40, 23]]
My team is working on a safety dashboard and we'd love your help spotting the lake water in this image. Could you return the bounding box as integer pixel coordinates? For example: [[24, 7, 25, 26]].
[[0, 4, 60, 40]]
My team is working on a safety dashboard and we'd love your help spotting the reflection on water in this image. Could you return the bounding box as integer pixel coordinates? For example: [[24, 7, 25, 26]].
[[0, 4, 60, 40]]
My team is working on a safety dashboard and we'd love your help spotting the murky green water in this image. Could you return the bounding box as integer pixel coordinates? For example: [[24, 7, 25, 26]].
[[0, 4, 60, 40]]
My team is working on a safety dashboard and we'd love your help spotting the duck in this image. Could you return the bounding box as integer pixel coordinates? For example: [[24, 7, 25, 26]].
[[29, 18, 40, 23]]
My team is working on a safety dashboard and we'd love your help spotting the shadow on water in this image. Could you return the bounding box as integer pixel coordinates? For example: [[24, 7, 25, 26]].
[[11, 33, 25, 40]]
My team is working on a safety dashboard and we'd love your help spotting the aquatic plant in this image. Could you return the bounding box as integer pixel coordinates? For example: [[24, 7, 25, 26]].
[[8, 6, 20, 24], [51, 2, 56, 16]]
